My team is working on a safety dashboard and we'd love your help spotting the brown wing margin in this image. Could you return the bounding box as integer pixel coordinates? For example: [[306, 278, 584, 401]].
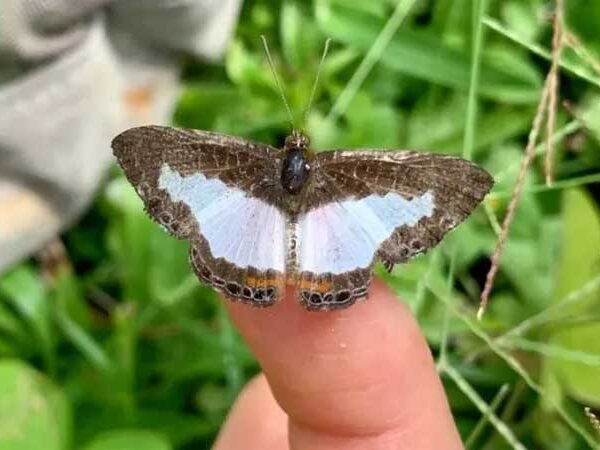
[[296, 269, 372, 311], [189, 236, 285, 307]]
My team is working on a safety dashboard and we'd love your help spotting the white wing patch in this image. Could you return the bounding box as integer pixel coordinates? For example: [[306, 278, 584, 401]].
[[297, 192, 435, 274], [158, 164, 286, 272]]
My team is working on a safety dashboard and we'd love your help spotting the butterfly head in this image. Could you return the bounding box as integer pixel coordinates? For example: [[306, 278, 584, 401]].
[[284, 129, 310, 151]]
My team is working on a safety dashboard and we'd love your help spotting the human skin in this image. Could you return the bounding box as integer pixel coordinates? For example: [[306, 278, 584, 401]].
[[212, 279, 464, 450]]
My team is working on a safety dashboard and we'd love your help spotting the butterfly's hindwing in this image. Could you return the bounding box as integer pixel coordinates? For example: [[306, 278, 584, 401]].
[[189, 237, 285, 307], [296, 268, 372, 311], [112, 126, 287, 305], [297, 191, 436, 273]]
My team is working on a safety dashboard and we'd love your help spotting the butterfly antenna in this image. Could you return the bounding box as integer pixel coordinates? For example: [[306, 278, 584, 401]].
[[303, 38, 331, 129], [261, 35, 295, 130]]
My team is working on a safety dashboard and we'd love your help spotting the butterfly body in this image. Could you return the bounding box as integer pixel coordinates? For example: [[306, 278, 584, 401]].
[[112, 126, 493, 311], [280, 130, 314, 196]]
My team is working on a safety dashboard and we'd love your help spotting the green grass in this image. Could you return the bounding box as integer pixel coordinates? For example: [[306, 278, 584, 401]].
[[2, 0, 600, 449]]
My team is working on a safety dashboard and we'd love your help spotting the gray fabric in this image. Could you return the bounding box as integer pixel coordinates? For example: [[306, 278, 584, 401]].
[[0, 0, 242, 272]]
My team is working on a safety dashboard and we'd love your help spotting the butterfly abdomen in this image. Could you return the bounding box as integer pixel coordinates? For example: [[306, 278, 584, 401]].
[[285, 219, 299, 277]]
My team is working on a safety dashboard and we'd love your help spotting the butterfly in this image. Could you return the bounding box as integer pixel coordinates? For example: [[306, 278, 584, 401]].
[[111, 125, 493, 311]]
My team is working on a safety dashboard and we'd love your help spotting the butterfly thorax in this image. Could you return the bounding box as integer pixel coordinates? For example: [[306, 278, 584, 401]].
[[280, 130, 314, 196]]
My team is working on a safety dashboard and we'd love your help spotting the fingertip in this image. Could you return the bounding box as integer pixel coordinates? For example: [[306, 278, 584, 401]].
[[212, 374, 288, 450], [224, 278, 463, 449]]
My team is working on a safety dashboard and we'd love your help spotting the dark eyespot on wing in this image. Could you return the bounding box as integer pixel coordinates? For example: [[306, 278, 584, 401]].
[[296, 269, 371, 311], [189, 240, 284, 307]]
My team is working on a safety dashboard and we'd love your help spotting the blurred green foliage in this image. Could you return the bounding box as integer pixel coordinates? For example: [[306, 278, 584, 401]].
[[1, 0, 600, 449]]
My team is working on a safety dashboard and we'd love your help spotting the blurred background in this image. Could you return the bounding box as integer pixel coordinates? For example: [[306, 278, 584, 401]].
[[1, 0, 600, 449]]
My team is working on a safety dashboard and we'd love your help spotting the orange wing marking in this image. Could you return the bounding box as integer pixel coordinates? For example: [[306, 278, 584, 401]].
[[245, 275, 285, 289]]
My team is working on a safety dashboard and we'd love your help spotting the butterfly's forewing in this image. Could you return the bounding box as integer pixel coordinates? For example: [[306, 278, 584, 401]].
[[112, 126, 287, 306], [295, 150, 494, 310]]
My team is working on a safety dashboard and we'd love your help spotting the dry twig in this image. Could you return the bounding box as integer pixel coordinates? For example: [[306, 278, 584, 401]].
[[564, 31, 600, 77], [36, 238, 71, 283], [479, 0, 566, 319], [478, 76, 551, 319]]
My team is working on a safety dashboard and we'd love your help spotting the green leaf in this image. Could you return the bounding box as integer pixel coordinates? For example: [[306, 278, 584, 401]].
[[225, 40, 271, 91], [280, 1, 321, 70], [52, 270, 91, 329], [549, 189, 600, 404], [174, 83, 242, 131], [81, 430, 172, 450], [0, 360, 71, 450], [54, 306, 112, 373], [133, 410, 217, 446], [315, 0, 541, 103], [501, 0, 545, 42], [105, 178, 157, 303], [309, 92, 400, 149], [407, 92, 533, 154], [0, 301, 30, 350], [565, 0, 600, 52], [579, 94, 600, 144], [321, 47, 360, 78], [0, 267, 51, 343], [149, 234, 191, 303], [105, 176, 196, 307], [0, 267, 55, 371]]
